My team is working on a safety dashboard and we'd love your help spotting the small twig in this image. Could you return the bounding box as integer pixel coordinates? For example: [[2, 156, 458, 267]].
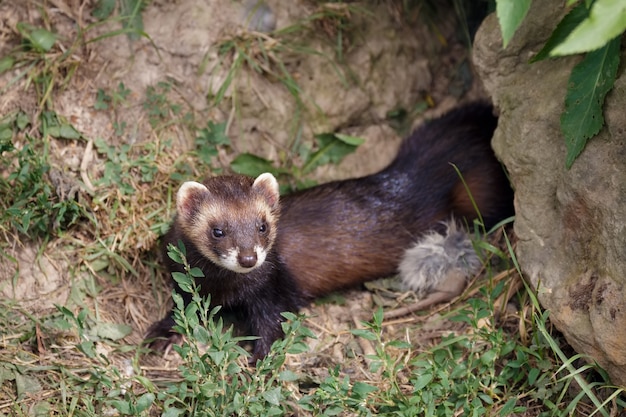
[[383, 290, 461, 320], [80, 137, 95, 194], [384, 269, 467, 320], [351, 315, 375, 360]]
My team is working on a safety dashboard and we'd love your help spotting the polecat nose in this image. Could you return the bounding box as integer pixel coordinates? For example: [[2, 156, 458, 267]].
[[238, 253, 257, 268]]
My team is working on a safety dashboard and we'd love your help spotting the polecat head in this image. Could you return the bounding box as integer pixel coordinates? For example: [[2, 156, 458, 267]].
[[175, 173, 280, 274]]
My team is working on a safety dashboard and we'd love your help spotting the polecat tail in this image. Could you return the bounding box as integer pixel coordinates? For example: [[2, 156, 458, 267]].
[[398, 220, 482, 299]]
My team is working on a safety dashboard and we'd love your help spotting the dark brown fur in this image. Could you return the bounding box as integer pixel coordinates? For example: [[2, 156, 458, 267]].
[[146, 102, 514, 360], [276, 102, 513, 299]]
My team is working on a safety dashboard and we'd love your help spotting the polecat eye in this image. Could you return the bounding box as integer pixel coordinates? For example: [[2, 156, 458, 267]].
[[212, 228, 225, 238], [258, 223, 267, 234]]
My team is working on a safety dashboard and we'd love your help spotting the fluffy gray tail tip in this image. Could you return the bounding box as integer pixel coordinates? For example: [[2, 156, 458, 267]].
[[398, 220, 481, 297]]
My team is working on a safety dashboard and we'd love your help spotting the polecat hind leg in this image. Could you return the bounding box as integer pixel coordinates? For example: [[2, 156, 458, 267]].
[[390, 220, 481, 317], [144, 314, 183, 355]]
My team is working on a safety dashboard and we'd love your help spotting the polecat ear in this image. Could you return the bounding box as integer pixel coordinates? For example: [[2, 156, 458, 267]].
[[177, 181, 208, 218], [253, 172, 279, 209]]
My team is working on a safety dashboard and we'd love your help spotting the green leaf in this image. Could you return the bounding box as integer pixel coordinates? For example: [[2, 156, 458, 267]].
[[109, 400, 132, 415], [15, 22, 56, 52], [29, 28, 57, 52], [0, 124, 12, 142], [496, 0, 532, 47], [528, 367, 540, 385], [207, 350, 225, 367], [333, 133, 365, 146], [176, 240, 187, 256], [92, 322, 133, 340], [531, 3, 589, 62], [15, 372, 42, 396], [230, 153, 277, 177], [94, 89, 110, 110], [172, 271, 193, 293], [48, 123, 81, 140], [350, 329, 377, 341], [1, 366, 16, 386], [162, 408, 185, 417], [279, 369, 299, 382], [197, 121, 230, 146], [189, 267, 205, 278], [135, 393, 156, 413], [195, 121, 229, 166], [16, 112, 30, 130], [32, 401, 52, 416], [303, 132, 362, 174], [0, 56, 15, 74], [167, 244, 183, 264], [500, 397, 522, 415], [78, 341, 96, 358], [262, 387, 283, 406], [413, 373, 434, 391], [387, 340, 412, 349], [184, 302, 198, 318], [560, 36, 620, 168], [93, 0, 116, 20], [193, 326, 211, 345], [286, 341, 310, 354], [372, 306, 384, 326], [120, 0, 146, 41], [171, 271, 187, 284], [552, 0, 626, 55], [480, 349, 498, 365], [352, 381, 377, 399]]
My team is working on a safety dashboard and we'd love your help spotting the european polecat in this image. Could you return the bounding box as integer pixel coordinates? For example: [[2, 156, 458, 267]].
[[145, 173, 303, 360], [146, 102, 514, 361]]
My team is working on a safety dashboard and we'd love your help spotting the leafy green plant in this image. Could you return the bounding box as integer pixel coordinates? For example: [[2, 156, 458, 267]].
[[95, 82, 131, 111], [16, 22, 58, 53], [0, 0, 151, 116], [0, 297, 153, 416], [191, 120, 231, 172], [94, 137, 170, 195], [559, 36, 619, 168], [503, 231, 626, 416], [354, 297, 529, 415], [0, 112, 86, 238], [143, 81, 188, 129], [157, 242, 314, 416], [93, 0, 148, 41], [496, 0, 625, 168], [0, 20, 79, 110], [55, 305, 133, 358]]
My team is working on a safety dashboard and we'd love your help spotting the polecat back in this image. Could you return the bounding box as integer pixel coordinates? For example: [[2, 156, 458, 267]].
[[276, 102, 513, 298]]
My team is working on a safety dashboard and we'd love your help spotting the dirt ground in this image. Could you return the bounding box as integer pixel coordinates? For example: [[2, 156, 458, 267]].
[[0, 0, 513, 402]]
